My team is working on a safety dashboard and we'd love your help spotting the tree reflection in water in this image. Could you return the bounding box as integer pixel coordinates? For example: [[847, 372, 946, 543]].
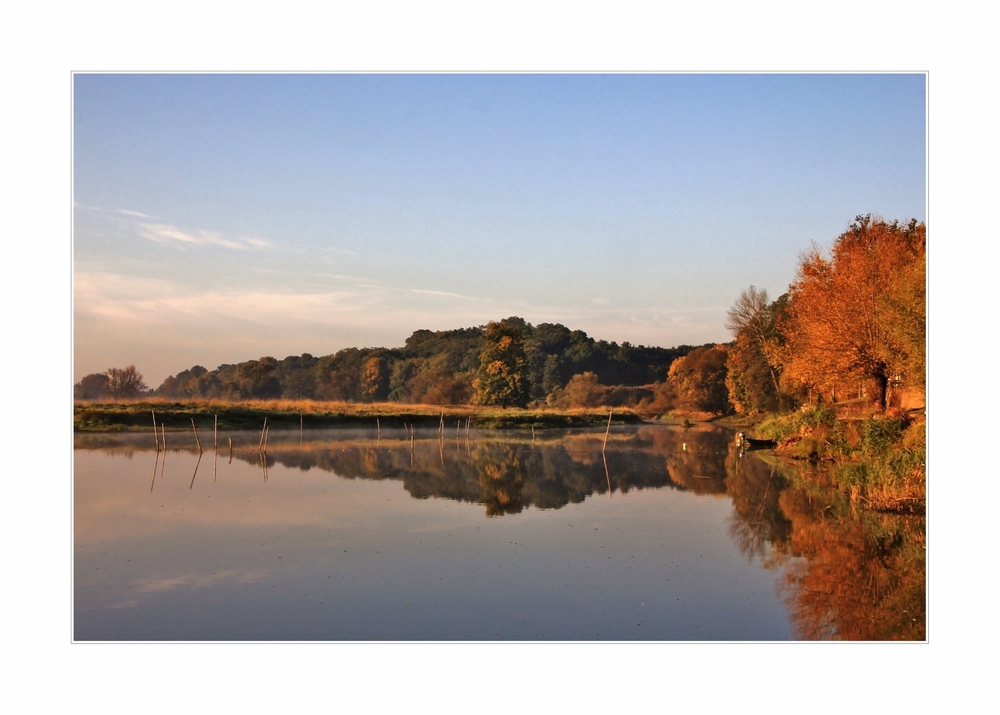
[[76, 425, 925, 639], [724, 447, 925, 640]]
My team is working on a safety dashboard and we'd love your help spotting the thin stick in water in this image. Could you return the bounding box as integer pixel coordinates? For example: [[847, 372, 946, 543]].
[[191, 418, 203, 453], [228, 436, 233, 464], [152, 410, 159, 452], [189, 452, 202, 490], [258, 417, 268, 452], [214, 414, 218, 451], [150, 451, 159, 491], [602, 408, 613, 453]]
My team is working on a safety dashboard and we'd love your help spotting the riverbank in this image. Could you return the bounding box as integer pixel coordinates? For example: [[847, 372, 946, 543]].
[[747, 405, 926, 514], [73, 399, 646, 432]]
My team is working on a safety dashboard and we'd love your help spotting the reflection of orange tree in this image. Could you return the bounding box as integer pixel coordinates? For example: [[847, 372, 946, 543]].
[[723, 449, 793, 563], [774, 475, 925, 640]]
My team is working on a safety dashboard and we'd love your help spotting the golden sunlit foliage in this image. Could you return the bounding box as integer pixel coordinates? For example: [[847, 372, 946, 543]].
[[781, 215, 926, 412]]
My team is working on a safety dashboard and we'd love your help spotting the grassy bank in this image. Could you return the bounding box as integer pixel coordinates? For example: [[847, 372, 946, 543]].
[[73, 398, 644, 432], [749, 405, 925, 513]]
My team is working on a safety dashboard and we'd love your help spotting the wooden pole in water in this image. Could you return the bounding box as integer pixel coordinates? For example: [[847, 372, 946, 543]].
[[300, 413, 303, 444], [228, 436, 233, 464], [152, 410, 159, 452], [602, 408, 613, 454], [214, 414, 218, 451], [258, 417, 267, 452], [377, 418, 381, 438], [263, 425, 270, 454], [161, 423, 166, 451], [191, 418, 203, 453]]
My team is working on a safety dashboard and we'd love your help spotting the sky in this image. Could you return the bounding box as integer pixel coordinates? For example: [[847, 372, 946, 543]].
[[73, 73, 926, 387]]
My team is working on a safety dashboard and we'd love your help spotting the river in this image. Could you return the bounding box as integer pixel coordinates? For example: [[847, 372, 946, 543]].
[[73, 423, 925, 640]]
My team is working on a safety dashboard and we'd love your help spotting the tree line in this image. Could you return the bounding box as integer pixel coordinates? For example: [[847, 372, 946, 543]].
[[76, 318, 702, 408]]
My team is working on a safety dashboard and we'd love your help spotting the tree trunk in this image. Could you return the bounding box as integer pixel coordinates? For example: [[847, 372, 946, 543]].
[[874, 373, 889, 413]]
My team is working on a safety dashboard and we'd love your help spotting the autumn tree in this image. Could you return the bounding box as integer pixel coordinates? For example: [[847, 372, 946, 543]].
[[360, 354, 390, 401], [104, 365, 148, 399], [474, 320, 531, 408], [881, 252, 926, 391], [725, 289, 794, 414], [552, 372, 604, 408], [667, 344, 731, 415], [782, 215, 925, 412]]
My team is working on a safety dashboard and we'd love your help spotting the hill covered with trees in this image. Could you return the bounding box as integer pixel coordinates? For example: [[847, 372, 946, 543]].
[[136, 318, 702, 409]]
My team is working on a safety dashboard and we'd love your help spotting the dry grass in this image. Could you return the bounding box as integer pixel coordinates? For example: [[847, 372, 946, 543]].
[[74, 398, 641, 431]]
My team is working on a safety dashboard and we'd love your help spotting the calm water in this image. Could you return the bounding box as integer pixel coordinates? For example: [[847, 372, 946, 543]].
[[73, 424, 925, 641]]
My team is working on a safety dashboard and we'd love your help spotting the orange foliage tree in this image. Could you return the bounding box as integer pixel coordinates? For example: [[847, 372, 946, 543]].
[[666, 344, 731, 415], [782, 215, 925, 412]]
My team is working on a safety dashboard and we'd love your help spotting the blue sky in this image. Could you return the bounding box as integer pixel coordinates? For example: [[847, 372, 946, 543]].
[[73, 73, 926, 386]]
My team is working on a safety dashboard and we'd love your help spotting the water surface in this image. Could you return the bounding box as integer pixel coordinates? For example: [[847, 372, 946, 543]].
[[74, 424, 924, 640]]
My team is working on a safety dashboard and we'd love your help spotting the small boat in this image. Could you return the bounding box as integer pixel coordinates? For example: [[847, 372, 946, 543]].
[[736, 432, 777, 450]]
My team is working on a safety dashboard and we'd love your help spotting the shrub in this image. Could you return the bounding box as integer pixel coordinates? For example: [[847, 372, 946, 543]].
[[860, 415, 906, 457]]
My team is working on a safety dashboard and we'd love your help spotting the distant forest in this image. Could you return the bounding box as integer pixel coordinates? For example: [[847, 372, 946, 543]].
[[120, 317, 701, 408]]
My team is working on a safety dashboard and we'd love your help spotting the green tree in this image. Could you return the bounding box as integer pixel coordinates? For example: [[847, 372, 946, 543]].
[[234, 357, 281, 399], [474, 320, 532, 407]]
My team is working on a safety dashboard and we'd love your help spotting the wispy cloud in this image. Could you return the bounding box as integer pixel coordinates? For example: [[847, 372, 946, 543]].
[[117, 208, 154, 219], [75, 203, 272, 251], [137, 222, 270, 251], [409, 288, 475, 300]]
